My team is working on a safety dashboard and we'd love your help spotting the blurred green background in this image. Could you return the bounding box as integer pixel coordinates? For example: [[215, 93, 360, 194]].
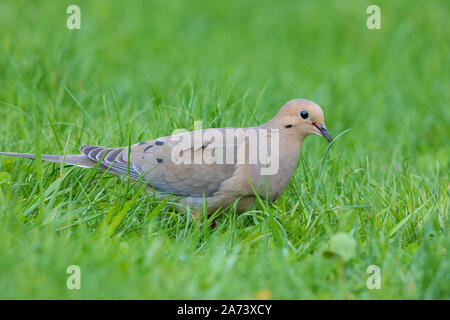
[[0, 0, 448, 299]]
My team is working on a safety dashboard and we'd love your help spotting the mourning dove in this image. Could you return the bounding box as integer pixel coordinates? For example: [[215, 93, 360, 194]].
[[0, 99, 332, 215]]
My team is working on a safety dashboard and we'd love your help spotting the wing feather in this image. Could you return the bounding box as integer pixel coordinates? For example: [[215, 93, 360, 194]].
[[80, 129, 239, 197]]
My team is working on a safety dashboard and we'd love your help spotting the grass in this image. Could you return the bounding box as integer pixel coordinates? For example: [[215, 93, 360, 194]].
[[0, 0, 448, 299]]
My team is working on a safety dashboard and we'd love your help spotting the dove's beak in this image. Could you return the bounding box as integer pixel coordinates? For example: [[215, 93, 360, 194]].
[[313, 124, 333, 143]]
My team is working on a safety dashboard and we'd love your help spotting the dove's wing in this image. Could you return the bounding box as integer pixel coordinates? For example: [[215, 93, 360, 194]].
[[80, 129, 239, 197]]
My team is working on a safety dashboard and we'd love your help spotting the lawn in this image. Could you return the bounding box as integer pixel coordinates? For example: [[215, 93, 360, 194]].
[[0, 0, 448, 299]]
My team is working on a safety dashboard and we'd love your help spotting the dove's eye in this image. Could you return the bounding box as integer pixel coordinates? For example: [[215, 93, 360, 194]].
[[299, 110, 309, 120]]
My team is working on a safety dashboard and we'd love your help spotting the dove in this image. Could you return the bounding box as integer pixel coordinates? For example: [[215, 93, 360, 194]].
[[0, 99, 332, 215]]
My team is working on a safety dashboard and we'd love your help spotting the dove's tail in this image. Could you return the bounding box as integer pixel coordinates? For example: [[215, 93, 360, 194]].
[[0, 152, 97, 168]]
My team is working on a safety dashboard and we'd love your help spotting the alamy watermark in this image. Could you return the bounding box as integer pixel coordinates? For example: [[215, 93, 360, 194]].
[[366, 265, 381, 289], [66, 265, 81, 290], [366, 5, 381, 30], [66, 5, 81, 30]]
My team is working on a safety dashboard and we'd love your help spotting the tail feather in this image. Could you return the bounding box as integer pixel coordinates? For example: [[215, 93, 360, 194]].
[[0, 152, 98, 168]]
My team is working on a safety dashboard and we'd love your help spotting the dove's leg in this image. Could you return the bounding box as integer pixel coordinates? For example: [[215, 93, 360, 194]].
[[181, 194, 256, 218], [234, 196, 256, 213]]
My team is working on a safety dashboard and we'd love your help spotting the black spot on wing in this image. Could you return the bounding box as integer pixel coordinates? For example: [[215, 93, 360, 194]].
[[144, 145, 153, 152], [155, 141, 164, 146]]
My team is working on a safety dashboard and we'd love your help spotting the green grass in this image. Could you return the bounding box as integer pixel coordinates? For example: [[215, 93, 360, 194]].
[[0, 0, 448, 299]]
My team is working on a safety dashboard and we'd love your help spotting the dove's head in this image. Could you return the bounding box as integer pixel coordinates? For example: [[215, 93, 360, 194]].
[[273, 99, 333, 143]]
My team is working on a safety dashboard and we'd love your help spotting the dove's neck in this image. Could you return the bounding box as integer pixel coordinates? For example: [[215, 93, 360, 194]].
[[279, 131, 304, 168], [258, 119, 305, 156], [258, 120, 304, 185]]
